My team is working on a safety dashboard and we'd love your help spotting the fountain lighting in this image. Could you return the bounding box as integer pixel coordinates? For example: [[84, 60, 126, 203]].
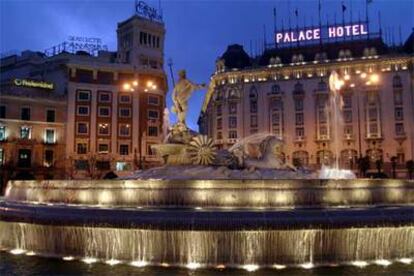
[[374, 259, 392, 267], [82, 257, 98, 264], [216, 264, 226, 269], [272, 264, 286, 269], [10, 248, 26, 255], [160, 262, 170, 267], [398, 258, 412, 264], [300, 262, 314, 269], [105, 259, 121, 266], [63, 256, 75, 261], [351, 261, 369, 268], [242, 264, 259, 272], [186, 262, 202, 270], [130, 260, 148, 267], [25, 251, 36, 256], [195, 206, 203, 210]]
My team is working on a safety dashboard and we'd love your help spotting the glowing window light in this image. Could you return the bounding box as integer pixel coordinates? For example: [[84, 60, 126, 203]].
[[130, 260, 148, 267], [360, 72, 367, 79], [132, 80, 138, 86], [146, 81, 154, 87], [370, 73, 379, 83], [344, 74, 351, 81], [242, 264, 259, 272]]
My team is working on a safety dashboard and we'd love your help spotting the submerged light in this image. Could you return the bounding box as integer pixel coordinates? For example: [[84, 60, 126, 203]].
[[63, 256, 75, 261], [375, 259, 392, 266], [242, 264, 259, 272], [10, 249, 26, 255], [82, 257, 98, 264], [351, 261, 368, 268], [105, 259, 121, 266], [186, 262, 201, 270], [398, 258, 413, 264], [300, 262, 314, 269], [130, 260, 148, 267]]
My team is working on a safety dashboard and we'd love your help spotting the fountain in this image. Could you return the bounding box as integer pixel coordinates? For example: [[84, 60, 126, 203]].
[[0, 70, 413, 271]]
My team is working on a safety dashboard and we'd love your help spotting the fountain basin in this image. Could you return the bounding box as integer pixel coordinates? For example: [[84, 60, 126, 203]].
[[1, 178, 414, 269], [4, 179, 414, 208]]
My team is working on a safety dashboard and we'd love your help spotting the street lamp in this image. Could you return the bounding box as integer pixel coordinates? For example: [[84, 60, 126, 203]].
[[120, 79, 158, 170]]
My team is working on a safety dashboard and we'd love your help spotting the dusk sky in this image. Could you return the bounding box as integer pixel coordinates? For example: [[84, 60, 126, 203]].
[[1, 0, 413, 130]]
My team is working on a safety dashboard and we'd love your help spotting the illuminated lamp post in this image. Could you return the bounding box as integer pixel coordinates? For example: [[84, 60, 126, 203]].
[[329, 70, 380, 175], [121, 79, 157, 170]]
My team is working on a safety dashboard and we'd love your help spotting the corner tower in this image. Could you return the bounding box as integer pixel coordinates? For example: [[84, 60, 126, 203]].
[[117, 3, 165, 70]]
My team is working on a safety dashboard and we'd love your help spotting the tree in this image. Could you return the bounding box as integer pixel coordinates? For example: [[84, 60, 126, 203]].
[[390, 156, 397, 179], [406, 160, 414, 179]]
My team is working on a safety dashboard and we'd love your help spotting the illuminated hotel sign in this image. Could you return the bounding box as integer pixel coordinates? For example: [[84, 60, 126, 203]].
[[275, 23, 368, 44], [13, 79, 54, 90]]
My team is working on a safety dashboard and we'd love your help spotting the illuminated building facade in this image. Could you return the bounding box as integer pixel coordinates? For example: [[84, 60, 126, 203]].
[[199, 31, 414, 177], [0, 12, 167, 185]]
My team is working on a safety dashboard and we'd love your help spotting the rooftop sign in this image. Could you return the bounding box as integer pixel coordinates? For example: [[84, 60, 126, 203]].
[[14, 79, 54, 90], [135, 1, 163, 22], [275, 23, 368, 45]]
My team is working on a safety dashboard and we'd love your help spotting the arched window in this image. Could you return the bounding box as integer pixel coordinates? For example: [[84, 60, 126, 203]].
[[228, 88, 239, 99], [317, 80, 327, 91], [293, 81, 304, 96], [317, 150, 333, 166]]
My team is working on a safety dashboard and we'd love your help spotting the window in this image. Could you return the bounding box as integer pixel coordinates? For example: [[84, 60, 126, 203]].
[[394, 107, 403, 121], [217, 118, 222, 130], [228, 103, 237, 114], [0, 148, 4, 165], [77, 90, 90, 101], [272, 114, 280, 125], [20, 127, 31, 139], [77, 122, 88, 134], [148, 110, 159, 119], [250, 101, 258, 113], [394, 90, 402, 105], [119, 94, 131, 103], [344, 110, 352, 123], [77, 106, 89, 116], [77, 143, 88, 154], [368, 107, 377, 121], [393, 75, 402, 88], [98, 123, 110, 136], [18, 149, 31, 168], [395, 123, 405, 136], [318, 110, 327, 123], [271, 99, 282, 111], [343, 95, 352, 108], [119, 144, 129, 155], [77, 70, 94, 83], [96, 161, 111, 170], [369, 124, 378, 136], [46, 109, 55, 122], [0, 106, 5, 118], [216, 104, 222, 116], [119, 124, 131, 136], [44, 150, 54, 167], [0, 126, 5, 141], [294, 99, 303, 111], [228, 130, 238, 139], [45, 129, 55, 144], [99, 92, 111, 103], [119, 108, 131, 118], [116, 161, 131, 171], [344, 126, 353, 136], [98, 107, 111, 117], [148, 95, 159, 105], [296, 127, 304, 138], [147, 144, 155, 155], [295, 113, 304, 125], [21, 107, 30, 120], [75, 160, 89, 170], [98, 143, 109, 153], [217, 131, 222, 140], [148, 126, 158, 136], [229, 116, 237, 128], [250, 115, 257, 128], [319, 126, 328, 136]]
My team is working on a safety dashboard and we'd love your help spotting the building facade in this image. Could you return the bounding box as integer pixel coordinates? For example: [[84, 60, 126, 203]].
[[0, 12, 167, 187], [199, 33, 414, 177]]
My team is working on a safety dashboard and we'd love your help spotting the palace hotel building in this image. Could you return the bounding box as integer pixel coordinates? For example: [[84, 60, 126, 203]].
[[0, 12, 167, 185], [199, 27, 414, 177]]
